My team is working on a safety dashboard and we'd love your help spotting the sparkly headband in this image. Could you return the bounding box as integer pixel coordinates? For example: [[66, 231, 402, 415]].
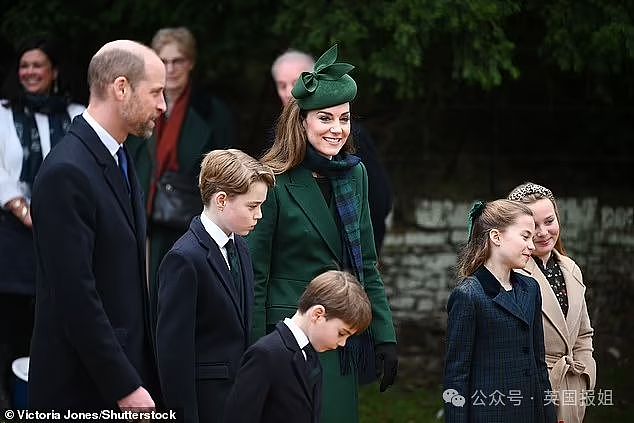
[[507, 182, 554, 201]]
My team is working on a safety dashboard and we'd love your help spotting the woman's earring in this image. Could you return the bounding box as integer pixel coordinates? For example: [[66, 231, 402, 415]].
[[53, 79, 59, 94]]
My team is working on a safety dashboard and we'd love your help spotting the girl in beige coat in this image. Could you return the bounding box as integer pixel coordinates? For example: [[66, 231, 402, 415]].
[[509, 183, 596, 423]]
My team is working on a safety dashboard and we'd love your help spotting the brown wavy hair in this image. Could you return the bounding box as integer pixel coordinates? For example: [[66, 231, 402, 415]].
[[457, 199, 533, 278], [261, 99, 355, 175]]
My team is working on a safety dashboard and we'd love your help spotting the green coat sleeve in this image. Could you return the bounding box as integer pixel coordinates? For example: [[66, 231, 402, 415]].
[[356, 163, 397, 344], [246, 185, 279, 343]]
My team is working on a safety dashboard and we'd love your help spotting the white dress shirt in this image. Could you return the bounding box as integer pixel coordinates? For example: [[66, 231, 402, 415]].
[[81, 110, 122, 164], [200, 211, 234, 269], [284, 317, 310, 360]]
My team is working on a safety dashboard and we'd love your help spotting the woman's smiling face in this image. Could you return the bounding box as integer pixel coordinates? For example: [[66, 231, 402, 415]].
[[302, 103, 350, 159]]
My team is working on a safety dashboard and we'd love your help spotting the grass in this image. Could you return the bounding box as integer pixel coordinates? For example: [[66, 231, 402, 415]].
[[360, 383, 443, 423], [359, 357, 634, 422]]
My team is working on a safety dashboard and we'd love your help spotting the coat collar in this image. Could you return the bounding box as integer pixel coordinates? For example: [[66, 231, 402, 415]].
[[69, 115, 137, 232], [189, 216, 249, 333], [474, 265, 531, 325], [275, 321, 316, 406], [523, 251, 585, 349], [284, 166, 344, 259]]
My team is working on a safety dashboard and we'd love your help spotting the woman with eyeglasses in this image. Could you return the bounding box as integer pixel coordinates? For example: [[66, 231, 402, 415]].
[[127, 27, 236, 315]]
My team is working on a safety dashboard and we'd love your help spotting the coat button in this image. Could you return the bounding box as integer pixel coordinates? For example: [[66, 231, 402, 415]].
[[522, 346, 529, 354], [524, 369, 531, 376]]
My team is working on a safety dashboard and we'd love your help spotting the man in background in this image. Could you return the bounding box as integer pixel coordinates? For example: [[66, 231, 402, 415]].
[[271, 49, 393, 254]]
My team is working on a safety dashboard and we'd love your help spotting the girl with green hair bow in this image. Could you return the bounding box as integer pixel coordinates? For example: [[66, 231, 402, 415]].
[[445, 199, 556, 422]]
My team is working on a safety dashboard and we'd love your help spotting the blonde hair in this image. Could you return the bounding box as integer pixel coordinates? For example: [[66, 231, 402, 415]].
[[457, 199, 533, 278], [88, 48, 145, 99], [299, 270, 372, 334], [151, 27, 197, 63], [261, 100, 355, 174], [199, 149, 275, 205], [507, 182, 566, 255]]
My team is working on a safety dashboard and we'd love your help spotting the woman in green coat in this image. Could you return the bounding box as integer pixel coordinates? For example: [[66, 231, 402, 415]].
[[246, 45, 397, 423]]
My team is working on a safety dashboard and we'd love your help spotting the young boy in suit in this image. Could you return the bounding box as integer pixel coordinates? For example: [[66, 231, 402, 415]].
[[155, 149, 275, 423], [223, 270, 372, 423]]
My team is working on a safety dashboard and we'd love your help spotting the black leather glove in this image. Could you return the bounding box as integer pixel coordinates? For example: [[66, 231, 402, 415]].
[[375, 342, 398, 392]]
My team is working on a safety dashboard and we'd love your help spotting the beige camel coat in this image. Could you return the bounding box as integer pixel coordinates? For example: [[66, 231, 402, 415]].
[[520, 250, 596, 423]]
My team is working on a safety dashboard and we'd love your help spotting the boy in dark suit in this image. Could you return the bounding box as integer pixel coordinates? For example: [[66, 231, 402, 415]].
[[223, 270, 372, 423], [155, 149, 275, 423]]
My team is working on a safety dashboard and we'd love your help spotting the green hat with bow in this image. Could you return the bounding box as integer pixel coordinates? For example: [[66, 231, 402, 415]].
[[291, 44, 357, 110]]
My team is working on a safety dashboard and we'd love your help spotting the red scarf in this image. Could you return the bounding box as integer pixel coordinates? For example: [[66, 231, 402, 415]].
[[148, 83, 191, 213]]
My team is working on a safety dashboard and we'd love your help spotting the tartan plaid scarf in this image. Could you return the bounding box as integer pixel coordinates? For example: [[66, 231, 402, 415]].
[[303, 145, 363, 282], [303, 145, 375, 378]]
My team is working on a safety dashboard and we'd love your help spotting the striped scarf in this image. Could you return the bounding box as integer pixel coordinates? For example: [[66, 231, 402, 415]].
[[302, 145, 363, 281]]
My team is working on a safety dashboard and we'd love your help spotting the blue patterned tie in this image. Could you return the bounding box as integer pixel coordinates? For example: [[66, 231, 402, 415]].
[[116, 146, 131, 194]]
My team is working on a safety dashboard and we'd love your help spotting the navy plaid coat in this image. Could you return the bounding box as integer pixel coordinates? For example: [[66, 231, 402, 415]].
[[444, 266, 557, 423]]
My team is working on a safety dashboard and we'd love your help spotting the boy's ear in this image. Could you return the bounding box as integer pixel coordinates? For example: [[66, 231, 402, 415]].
[[309, 305, 326, 322], [213, 192, 228, 211]]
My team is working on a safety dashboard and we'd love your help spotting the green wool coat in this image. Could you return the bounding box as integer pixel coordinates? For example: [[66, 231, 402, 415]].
[[246, 162, 397, 423], [127, 91, 234, 319]]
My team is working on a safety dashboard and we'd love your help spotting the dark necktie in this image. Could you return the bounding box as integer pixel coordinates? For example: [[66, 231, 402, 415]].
[[116, 146, 131, 194], [303, 343, 321, 387], [225, 239, 244, 314]]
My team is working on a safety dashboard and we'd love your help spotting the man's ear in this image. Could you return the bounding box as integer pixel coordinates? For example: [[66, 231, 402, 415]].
[[112, 76, 128, 100]]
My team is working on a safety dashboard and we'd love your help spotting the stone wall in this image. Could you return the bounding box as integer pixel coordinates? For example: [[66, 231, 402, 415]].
[[381, 198, 634, 386]]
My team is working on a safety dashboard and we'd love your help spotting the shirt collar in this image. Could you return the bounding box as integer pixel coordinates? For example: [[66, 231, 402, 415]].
[[200, 210, 234, 249], [283, 317, 310, 350], [82, 110, 121, 160]]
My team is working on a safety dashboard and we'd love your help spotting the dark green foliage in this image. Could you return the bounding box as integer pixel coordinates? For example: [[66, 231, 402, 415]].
[[1, 0, 632, 101]]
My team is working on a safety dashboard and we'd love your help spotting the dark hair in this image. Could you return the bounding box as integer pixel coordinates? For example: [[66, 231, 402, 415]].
[[457, 199, 533, 278], [1, 36, 71, 108]]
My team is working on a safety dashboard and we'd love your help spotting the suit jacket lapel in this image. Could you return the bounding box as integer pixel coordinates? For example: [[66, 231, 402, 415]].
[[70, 117, 136, 232], [512, 273, 531, 324], [191, 217, 243, 325], [475, 266, 529, 325], [285, 167, 342, 259], [275, 322, 315, 406], [235, 239, 253, 336], [492, 291, 530, 325], [526, 257, 569, 344]]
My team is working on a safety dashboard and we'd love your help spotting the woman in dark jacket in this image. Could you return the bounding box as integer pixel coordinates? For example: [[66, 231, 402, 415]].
[[0, 37, 84, 406]]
